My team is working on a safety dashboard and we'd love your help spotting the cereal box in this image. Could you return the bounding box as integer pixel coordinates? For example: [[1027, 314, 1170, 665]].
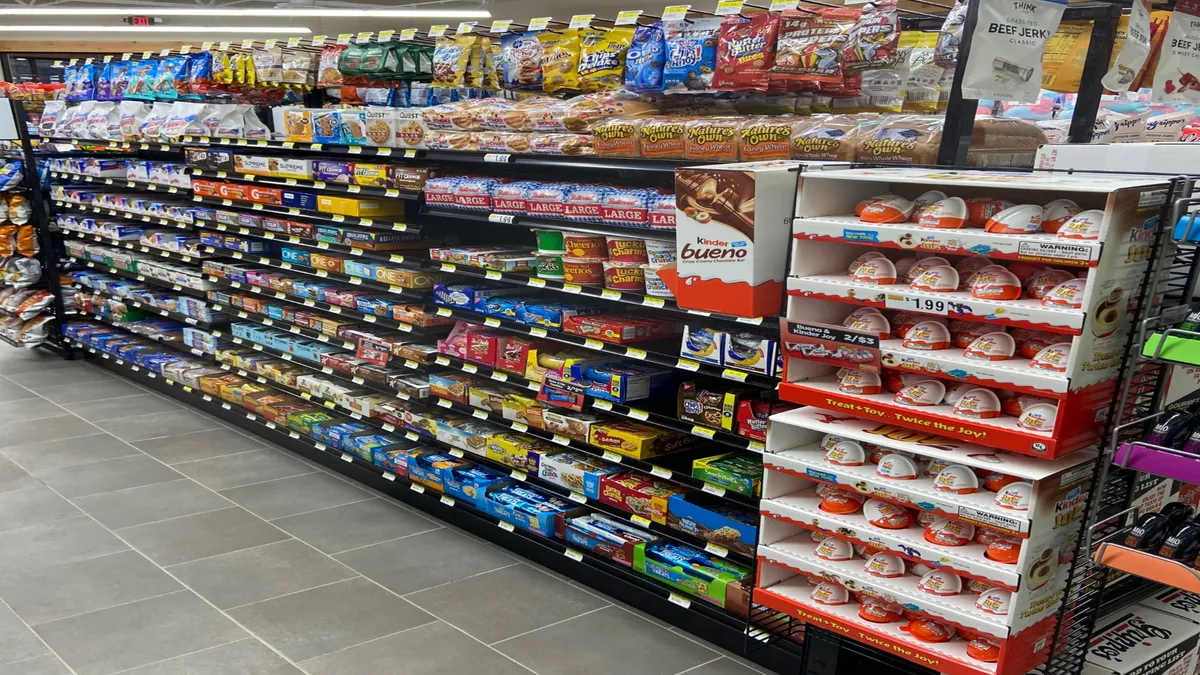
[[598, 471, 689, 524]]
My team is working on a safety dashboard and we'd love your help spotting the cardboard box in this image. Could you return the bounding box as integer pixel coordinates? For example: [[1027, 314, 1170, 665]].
[[1084, 605, 1200, 675], [538, 451, 621, 498], [559, 513, 659, 567], [318, 195, 405, 217], [597, 471, 688, 523]]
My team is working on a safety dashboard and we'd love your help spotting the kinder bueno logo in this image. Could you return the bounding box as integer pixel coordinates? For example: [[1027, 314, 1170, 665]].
[[1089, 616, 1173, 662], [681, 237, 748, 260]]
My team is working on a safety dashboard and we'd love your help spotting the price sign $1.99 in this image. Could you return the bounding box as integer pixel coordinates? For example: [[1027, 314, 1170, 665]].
[[885, 294, 949, 315]]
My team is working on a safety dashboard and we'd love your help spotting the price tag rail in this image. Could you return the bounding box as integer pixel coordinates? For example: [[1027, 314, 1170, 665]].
[[189, 168, 421, 203], [66, 256, 211, 298], [50, 172, 186, 196], [189, 194, 412, 233], [64, 230, 219, 264], [69, 283, 219, 329], [53, 200, 195, 233], [422, 206, 676, 242]]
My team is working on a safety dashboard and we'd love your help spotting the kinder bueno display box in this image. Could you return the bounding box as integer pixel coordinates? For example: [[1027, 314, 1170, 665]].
[[658, 160, 843, 318]]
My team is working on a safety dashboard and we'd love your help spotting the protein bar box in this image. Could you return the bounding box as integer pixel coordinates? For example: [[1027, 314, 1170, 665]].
[[1082, 605, 1200, 675]]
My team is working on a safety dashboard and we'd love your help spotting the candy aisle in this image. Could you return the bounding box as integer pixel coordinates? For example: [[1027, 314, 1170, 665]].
[[7, 1, 1200, 675]]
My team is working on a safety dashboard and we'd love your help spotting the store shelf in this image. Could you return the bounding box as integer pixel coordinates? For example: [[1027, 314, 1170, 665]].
[[72, 311, 198, 355], [1093, 540, 1200, 594], [49, 171, 188, 195], [42, 138, 184, 153], [1113, 440, 1200, 484], [791, 215, 1102, 268], [778, 376, 1084, 458], [64, 230, 214, 264], [69, 283, 214, 328], [787, 275, 1086, 335], [422, 207, 675, 241], [1142, 331, 1200, 365], [754, 579, 997, 675], [53, 200, 195, 232], [190, 168, 420, 201], [761, 488, 1021, 589], [67, 257, 212, 296], [877, 338, 1070, 395], [432, 305, 778, 388], [190, 194, 414, 232]]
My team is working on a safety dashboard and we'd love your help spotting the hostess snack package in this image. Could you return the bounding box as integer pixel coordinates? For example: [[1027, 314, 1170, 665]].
[[579, 26, 635, 92], [111, 60, 136, 99], [625, 23, 666, 93], [714, 13, 781, 91], [664, 18, 722, 94], [934, 0, 968, 68], [140, 101, 173, 141], [149, 57, 187, 100]]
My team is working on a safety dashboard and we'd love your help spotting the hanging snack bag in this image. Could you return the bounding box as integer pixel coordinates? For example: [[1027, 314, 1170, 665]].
[[844, 1, 901, 72], [118, 100, 150, 140], [318, 45, 347, 87], [901, 32, 944, 113], [714, 13, 781, 92], [433, 36, 473, 87], [960, 0, 1065, 103], [1104, 0, 1151, 92], [579, 26, 636, 91], [76, 63, 98, 101], [773, 8, 860, 85], [934, 0, 968, 68], [501, 31, 543, 89], [1154, 1, 1200, 103], [664, 18, 722, 94], [141, 101, 172, 141], [543, 28, 589, 93], [625, 22, 666, 93], [124, 60, 158, 101], [95, 62, 115, 101], [111, 60, 136, 99], [251, 48, 282, 84], [151, 57, 187, 100]]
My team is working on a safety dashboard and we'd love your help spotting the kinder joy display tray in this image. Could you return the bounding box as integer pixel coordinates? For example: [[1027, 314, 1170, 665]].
[[657, 160, 844, 319], [780, 167, 1168, 457]]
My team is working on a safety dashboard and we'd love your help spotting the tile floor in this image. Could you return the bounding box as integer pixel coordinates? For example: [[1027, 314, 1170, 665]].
[[0, 345, 768, 675]]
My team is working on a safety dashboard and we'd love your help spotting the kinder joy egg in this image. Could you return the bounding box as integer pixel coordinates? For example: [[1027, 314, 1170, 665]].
[[975, 588, 1013, 616], [864, 443, 890, 464], [1031, 342, 1072, 371], [1042, 199, 1083, 234], [970, 268, 1023, 300], [848, 251, 887, 274], [952, 388, 1002, 419], [859, 597, 905, 623], [1057, 209, 1104, 240], [1006, 260, 1048, 284], [815, 483, 842, 499], [810, 582, 850, 606], [955, 256, 993, 286], [966, 197, 1016, 227], [844, 308, 892, 339], [918, 197, 969, 229], [910, 266, 960, 293], [942, 382, 976, 407], [839, 370, 883, 395], [917, 569, 964, 596], [894, 256, 920, 279], [902, 618, 957, 643], [911, 562, 934, 577], [904, 256, 951, 283], [810, 530, 831, 543], [821, 489, 866, 514], [964, 264, 1007, 289], [895, 380, 946, 406], [861, 197, 915, 224], [916, 510, 940, 528], [1026, 268, 1076, 300], [911, 190, 949, 221], [964, 332, 1016, 361], [815, 536, 856, 561], [983, 472, 1021, 493], [826, 440, 868, 466], [854, 543, 883, 559], [864, 499, 913, 529], [933, 464, 981, 494], [966, 578, 997, 594], [856, 194, 900, 216], [1012, 330, 1058, 359], [1041, 278, 1086, 309], [995, 481, 1033, 511], [885, 372, 925, 393], [924, 518, 976, 547], [902, 321, 952, 350], [864, 551, 907, 577], [851, 257, 898, 285], [985, 204, 1043, 234], [987, 536, 1023, 564], [921, 457, 953, 478], [876, 453, 920, 480], [950, 320, 992, 348], [966, 637, 1002, 663], [819, 434, 847, 454], [891, 312, 932, 339], [1017, 402, 1058, 432]]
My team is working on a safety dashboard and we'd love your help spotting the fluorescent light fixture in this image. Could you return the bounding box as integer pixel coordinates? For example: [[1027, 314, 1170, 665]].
[[0, 25, 312, 33], [0, 8, 491, 18]]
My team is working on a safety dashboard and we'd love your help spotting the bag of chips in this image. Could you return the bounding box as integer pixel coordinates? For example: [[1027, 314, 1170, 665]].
[[579, 26, 635, 91], [664, 18, 722, 94], [714, 13, 781, 91], [15, 226, 37, 258], [625, 23, 666, 93], [318, 45, 347, 86], [773, 8, 860, 85]]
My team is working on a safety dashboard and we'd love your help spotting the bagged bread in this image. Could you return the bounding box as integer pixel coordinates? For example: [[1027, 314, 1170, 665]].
[[684, 117, 742, 161], [791, 114, 872, 160], [592, 117, 645, 157], [857, 115, 942, 164]]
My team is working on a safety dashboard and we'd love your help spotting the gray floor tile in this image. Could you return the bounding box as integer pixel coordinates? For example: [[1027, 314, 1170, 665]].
[[118, 639, 302, 675], [0, 517, 128, 577], [72, 479, 231, 530], [36, 455, 181, 499], [0, 654, 70, 675], [300, 621, 530, 675], [0, 397, 67, 424], [63, 393, 182, 423], [408, 564, 609, 644], [219, 472, 372, 521], [1, 433, 139, 475], [0, 415, 100, 449], [0, 602, 47, 666], [94, 409, 220, 442], [229, 577, 435, 662], [0, 351, 80, 375], [493, 606, 717, 675], [169, 539, 355, 610], [679, 659, 763, 675], [34, 591, 246, 675], [35, 379, 146, 405], [0, 377, 37, 403], [117, 507, 289, 566], [172, 449, 316, 491], [0, 485, 81, 533], [7, 366, 113, 391], [270, 498, 439, 554], [334, 528, 514, 596], [0, 550, 181, 626], [134, 428, 264, 465], [0, 458, 35, 494]]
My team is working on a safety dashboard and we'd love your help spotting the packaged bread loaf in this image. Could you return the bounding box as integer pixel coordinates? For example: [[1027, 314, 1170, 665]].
[[592, 117, 644, 157], [856, 115, 942, 164], [638, 117, 687, 159], [791, 114, 868, 161], [684, 117, 741, 161], [739, 117, 794, 160], [965, 117, 1047, 168]]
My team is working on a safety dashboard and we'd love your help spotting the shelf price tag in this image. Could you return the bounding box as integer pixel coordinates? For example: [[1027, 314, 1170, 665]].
[[721, 368, 748, 383], [551, 434, 572, 446], [885, 293, 949, 315], [399, 29, 418, 41], [410, 483, 425, 494], [627, 408, 650, 421], [311, 35, 327, 46], [631, 514, 652, 527], [441, 495, 456, 507], [615, 10, 643, 24], [528, 17, 552, 31], [748, 440, 766, 452], [356, 32, 373, 43], [491, 20, 513, 33], [456, 22, 476, 34], [602, 451, 623, 463], [487, 213, 515, 225], [650, 465, 673, 479], [662, 5, 691, 20], [769, 0, 800, 10], [383, 472, 396, 481], [705, 542, 729, 557], [564, 548, 584, 562], [691, 426, 717, 440], [667, 593, 692, 608], [498, 520, 516, 532], [701, 483, 727, 497], [483, 153, 512, 163], [511, 470, 527, 482], [428, 25, 449, 37], [625, 347, 647, 360], [569, 14, 595, 28], [336, 33, 353, 45], [677, 358, 701, 372], [716, 0, 745, 14], [378, 30, 395, 42]]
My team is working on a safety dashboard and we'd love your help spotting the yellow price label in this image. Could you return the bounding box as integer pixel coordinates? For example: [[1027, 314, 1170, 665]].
[[527, 17, 551, 31], [428, 25, 449, 37], [569, 14, 594, 28], [399, 28, 417, 41], [715, 0, 745, 14], [662, 4, 691, 20], [378, 30, 395, 42], [490, 20, 513, 33]]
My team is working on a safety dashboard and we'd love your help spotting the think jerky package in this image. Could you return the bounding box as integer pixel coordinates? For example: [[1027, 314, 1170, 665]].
[[1151, 0, 1200, 103], [1104, 0, 1151, 92], [961, 0, 1066, 103], [843, 1, 900, 72], [625, 23, 666, 94], [772, 8, 860, 85], [664, 18, 722, 95], [714, 13, 781, 92]]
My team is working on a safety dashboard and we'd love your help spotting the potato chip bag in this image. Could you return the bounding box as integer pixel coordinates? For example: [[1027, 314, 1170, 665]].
[[844, 0, 900, 72]]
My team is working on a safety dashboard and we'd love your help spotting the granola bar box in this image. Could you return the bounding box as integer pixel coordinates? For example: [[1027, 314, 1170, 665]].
[[666, 492, 757, 558], [598, 471, 691, 524], [538, 451, 622, 499], [558, 513, 659, 567]]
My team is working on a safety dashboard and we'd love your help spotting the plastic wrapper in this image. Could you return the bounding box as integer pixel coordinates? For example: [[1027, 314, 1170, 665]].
[[148, 58, 185, 100], [318, 45, 347, 87], [934, 0, 968, 68], [185, 53, 214, 96], [7, 196, 30, 225], [2, 257, 39, 287], [664, 18, 722, 94], [960, 0, 1065, 103], [15, 226, 36, 257], [1154, 2, 1200, 103], [1104, 0, 1152, 92], [501, 31, 543, 90], [579, 27, 635, 92], [625, 23, 666, 94], [773, 8, 860, 85], [433, 36, 474, 87], [16, 315, 55, 347], [715, 13, 781, 92], [901, 32, 944, 114], [118, 100, 151, 140], [11, 289, 53, 320], [543, 28, 593, 93], [844, 1, 900, 72]]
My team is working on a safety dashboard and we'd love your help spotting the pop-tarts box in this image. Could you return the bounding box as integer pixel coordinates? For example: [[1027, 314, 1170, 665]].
[[1084, 605, 1200, 675]]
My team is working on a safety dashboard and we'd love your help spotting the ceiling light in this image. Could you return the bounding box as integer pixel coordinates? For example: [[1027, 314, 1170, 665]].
[[0, 25, 313, 33], [0, 8, 491, 18]]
